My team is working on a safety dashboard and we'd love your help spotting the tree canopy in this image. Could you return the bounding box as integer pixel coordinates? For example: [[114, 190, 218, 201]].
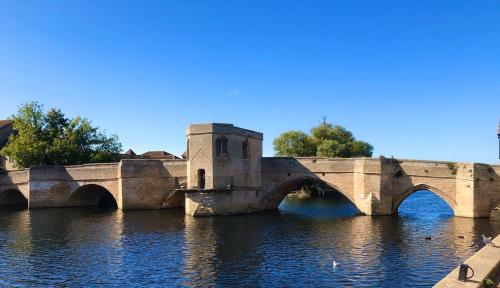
[[273, 120, 373, 158], [0, 102, 122, 168], [272, 130, 317, 157]]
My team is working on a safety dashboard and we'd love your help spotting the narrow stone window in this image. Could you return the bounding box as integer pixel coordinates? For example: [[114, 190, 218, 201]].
[[174, 177, 179, 188], [216, 136, 228, 156], [242, 138, 249, 159], [198, 169, 205, 189]]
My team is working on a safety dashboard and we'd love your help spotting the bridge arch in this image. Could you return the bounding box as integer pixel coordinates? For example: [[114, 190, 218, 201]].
[[69, 184, 118, 209], [392, 184, 457, 215], [163, 182, 188, 208], [264, 176, 357, 210], [0, 188, 28, 207]]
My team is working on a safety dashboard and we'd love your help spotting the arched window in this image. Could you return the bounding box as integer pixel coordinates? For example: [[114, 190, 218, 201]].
[[216, 136, 228, 156], [242, 138, 249, 159]]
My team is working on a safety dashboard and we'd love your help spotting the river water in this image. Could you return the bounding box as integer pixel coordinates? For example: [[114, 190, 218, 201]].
[[0, 191, 499, 287]]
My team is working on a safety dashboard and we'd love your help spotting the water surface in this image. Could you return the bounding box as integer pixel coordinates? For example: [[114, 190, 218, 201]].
[[0, 191, 498, 287]]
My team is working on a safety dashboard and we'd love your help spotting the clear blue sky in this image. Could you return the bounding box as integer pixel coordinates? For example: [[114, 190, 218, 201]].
[[0, 1, 499, 163]]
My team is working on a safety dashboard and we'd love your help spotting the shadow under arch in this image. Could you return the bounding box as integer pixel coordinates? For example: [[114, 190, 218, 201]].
[[266, 176, 358, 210], [69, 184, 117, 209], [163, 182, 188, 208], [392, 183, 456, 215], [0, 189, 28, 207], [488, 198, 500, 214]]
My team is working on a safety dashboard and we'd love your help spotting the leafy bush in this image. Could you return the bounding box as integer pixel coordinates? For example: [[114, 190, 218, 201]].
[[273, 119, 373, 158]]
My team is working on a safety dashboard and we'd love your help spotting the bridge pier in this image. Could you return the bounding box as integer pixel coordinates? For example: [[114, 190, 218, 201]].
[[184, 189, 262, 216], [352, 158, 394, 216], [455, 164, 494, 218]]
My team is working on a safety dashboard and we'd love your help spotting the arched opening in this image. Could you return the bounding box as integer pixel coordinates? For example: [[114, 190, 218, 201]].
[[394, 184, 455, 217], [215, 136, 228, 157], [0, 189, 28, 208], [69, 184, 117, 209], [197, 169, 206, 189], [269, 177, 359, 218], [163, 190, 186, 208], [242, 138, 249, 159]]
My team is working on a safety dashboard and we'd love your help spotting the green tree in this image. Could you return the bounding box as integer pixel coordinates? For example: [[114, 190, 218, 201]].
[[273, 120, 373, 158], [351, 140, 373, 157], [0, 102, 122, 168], [272, 130, 316, 157]]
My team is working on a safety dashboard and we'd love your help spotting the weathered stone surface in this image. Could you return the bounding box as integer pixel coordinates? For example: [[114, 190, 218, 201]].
[[260, 158, 500, 218], [119, 160, 186, 209], [186, 123, 262, 190], [185, 189, 260, 216]]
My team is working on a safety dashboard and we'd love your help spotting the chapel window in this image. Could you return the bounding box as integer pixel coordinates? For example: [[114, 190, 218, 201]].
[[216, 136, 228, 156]]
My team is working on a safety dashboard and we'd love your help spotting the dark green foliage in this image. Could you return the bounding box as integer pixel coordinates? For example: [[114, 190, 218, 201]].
[[0, 102, 122, 168], [272, 130, 317, 157], [273, 120, 373, 158], [446, 162, 458, 175]]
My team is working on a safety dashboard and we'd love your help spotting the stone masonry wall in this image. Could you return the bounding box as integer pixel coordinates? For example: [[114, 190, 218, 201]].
[[28, 164, 119, 208], [120, 159, 187, 209]]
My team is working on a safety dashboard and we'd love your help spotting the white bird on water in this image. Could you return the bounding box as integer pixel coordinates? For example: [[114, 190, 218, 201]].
[[482, 234, 495, 247], [332, 261, 340, 268]]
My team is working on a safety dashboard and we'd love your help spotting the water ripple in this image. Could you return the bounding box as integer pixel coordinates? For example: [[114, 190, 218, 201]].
[[0, 191, 498, 287]]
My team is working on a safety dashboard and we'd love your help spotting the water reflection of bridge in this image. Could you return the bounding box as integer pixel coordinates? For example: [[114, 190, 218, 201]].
[[0, 206, 498, 286], [180, 208, 499, 286]]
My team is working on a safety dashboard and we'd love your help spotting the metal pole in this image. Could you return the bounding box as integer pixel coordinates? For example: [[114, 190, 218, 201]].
[[498, 120, 500, 159]]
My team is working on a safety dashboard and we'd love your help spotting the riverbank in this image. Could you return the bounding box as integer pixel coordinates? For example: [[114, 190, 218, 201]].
[[434, 234, 500, 287]]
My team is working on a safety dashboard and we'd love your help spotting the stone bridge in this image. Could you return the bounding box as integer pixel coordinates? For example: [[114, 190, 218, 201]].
[[1, 157, 500, 218], [261, 157, 500, 218], [1, 123, 499, 218], [0, 160, 187, 210]]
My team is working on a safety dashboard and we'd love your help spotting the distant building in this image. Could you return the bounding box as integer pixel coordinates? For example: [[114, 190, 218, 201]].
[[120, 149, 181, 160], [0, 120, 15, 170], [141, 151, 180, 160], [120, 149, 138, 159]]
